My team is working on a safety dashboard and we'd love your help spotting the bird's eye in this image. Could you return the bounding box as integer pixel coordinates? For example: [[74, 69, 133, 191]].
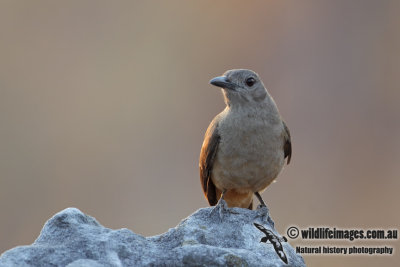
[[245, 77, 256, 87]]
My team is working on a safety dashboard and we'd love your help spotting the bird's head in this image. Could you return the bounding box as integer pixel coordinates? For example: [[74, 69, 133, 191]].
[[209, 69, 268, 107]]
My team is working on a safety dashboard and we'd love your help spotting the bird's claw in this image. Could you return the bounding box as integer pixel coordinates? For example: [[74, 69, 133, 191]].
[[256, 203, 267, 209], [210, 198, 228, 220], [256, 204, 269, 221], [209, 198, 238, 220]]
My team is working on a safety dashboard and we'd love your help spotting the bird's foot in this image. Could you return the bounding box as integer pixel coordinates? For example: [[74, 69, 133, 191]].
[[209, 198, 238, 220], [210, 198, 228, 220], [256, 204, 270, 222]]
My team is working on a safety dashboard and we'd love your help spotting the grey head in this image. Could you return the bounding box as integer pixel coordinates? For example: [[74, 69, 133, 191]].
[[209, 69, 269, 106]]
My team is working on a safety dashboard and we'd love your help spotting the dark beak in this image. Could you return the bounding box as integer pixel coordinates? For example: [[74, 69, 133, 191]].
[[209, 76, 236, 90]]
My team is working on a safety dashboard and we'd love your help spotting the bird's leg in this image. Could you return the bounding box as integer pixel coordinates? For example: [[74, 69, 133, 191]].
[[210, 190, 227, 218], [254, 192, 269, 221], [210, 190, 238, 219], [254, 192, 267, 207]]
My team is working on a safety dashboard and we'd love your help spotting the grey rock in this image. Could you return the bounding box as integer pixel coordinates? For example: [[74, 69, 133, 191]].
[[0, 206, 305, 267]]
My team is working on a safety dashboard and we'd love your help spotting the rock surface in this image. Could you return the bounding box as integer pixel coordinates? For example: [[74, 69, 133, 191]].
[[0, 206, 305, 266]]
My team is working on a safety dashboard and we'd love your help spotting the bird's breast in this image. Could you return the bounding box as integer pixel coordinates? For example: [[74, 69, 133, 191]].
[[212, 113, 285, 192]]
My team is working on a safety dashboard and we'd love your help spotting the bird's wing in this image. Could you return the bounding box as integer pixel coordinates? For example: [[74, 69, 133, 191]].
[[282, 120, 292, 164], [253, 223, 269, 235], [199, 117, 221, 206]]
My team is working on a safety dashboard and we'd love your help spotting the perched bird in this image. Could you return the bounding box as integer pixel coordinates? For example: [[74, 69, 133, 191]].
[[199, 69, 291, 210], [254, 223, 288, 264]]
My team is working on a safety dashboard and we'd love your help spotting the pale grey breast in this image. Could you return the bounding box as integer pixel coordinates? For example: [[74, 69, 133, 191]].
[[211, 109, 285, 193]]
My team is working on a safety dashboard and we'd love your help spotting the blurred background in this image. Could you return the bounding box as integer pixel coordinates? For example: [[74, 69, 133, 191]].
[[0, 1, 399, 266]]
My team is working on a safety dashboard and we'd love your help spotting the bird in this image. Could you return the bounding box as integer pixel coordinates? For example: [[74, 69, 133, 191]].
[[253, 222, 288, 264], [199, 69, 291, 211]]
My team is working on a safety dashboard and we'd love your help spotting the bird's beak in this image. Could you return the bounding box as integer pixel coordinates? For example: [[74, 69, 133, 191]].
[[209, 76, 236, 91]]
